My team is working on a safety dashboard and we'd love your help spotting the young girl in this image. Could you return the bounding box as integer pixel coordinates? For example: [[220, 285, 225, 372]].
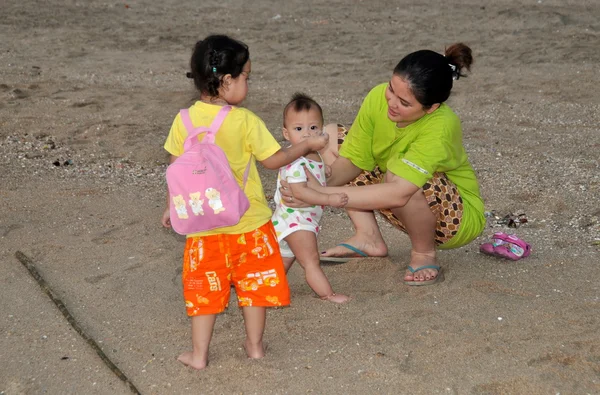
[[161, 35, 329, 370], [272, 93, 350, 304]]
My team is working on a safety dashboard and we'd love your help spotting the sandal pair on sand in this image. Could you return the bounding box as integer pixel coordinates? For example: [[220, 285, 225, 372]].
[[320, 244, 443, 286], [480, 232, 532, 261]]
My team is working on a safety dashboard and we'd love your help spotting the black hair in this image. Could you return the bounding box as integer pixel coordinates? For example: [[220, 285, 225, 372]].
[[283, 92, 324, 127], [393, 43, 473, 109], [187, 35, 249, 97]]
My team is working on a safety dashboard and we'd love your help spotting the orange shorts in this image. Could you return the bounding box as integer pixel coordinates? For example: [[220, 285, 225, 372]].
[[182, 221, 290, 316]]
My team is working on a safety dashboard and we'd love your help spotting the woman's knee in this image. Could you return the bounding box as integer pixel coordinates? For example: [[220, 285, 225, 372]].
[[391, 190, 436, 220]]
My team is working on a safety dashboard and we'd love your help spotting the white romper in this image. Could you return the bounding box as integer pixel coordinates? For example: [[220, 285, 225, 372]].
[[272, 155, 326, 257]]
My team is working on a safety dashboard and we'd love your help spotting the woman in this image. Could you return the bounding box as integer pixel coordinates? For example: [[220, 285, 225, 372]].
[[282, 43, 485, 286]]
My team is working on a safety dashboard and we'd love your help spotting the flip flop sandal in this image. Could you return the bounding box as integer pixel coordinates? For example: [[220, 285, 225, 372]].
[[479, 232, 511, 256], [480, 233, 531, 261], [493, 235, 531, 261], [404, 265, 444, 286], [320, 243, 369, 263]]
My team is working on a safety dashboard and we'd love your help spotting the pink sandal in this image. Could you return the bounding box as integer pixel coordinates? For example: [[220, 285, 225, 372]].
[[479, 232, 511, 256], [480, 232, 531, 261]]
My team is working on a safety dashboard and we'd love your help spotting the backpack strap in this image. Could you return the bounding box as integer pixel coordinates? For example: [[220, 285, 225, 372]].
[[180, 105, 252, 189], [181, 105, 232, 150], [205, 105, 232, 141], [241, 157, 251, 189]]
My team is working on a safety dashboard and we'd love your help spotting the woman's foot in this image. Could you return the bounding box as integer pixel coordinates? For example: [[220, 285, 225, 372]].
[[177, 351, 208, 370], [403, 250, 441, 285], [243, 339, 265, 359], [320, 293, 350, 304], [321, 236, 388, 259]]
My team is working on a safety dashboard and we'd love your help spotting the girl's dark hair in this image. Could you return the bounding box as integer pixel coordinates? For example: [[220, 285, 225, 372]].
[[283, 92, 324, 126], [393, 43, 473, 109], [187, 35, 249, 97]]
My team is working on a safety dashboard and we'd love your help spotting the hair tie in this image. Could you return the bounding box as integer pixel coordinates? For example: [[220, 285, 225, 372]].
[[210, 50, 219, 74], [448, 63, 459, 80]]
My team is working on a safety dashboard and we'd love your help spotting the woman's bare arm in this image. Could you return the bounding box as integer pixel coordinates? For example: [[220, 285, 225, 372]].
[[279, 156, 361, 207], [287, 181, 347, 208], [313, 171, 420, 210]]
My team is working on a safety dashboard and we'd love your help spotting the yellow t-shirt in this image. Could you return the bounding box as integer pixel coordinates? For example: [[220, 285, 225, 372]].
[[163, 101, 281, 236]]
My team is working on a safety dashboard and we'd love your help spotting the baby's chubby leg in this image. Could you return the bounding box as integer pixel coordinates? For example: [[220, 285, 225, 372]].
[[285, 230, 349, 303], [177, 314, 217, 370], [282, 256, 295, 273]]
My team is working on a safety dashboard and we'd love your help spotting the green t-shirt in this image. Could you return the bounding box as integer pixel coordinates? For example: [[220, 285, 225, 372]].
[[339, 83, 485, 249]]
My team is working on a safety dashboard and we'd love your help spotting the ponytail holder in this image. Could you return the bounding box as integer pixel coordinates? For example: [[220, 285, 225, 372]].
[[448, 63, 459, 80], [212, 67, 217, 73]]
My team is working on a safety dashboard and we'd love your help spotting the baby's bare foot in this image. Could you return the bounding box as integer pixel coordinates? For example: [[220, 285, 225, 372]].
[[177, 351, 208, 370], [243, 339, 265, 359], [321, 293, 350, 304]]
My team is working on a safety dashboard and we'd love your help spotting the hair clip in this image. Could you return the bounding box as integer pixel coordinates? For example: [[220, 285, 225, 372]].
[[448, 63, 459, 80], [212, 67, 217, 73]]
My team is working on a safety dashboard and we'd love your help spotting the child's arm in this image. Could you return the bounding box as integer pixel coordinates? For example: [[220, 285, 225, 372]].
[[161, 155, 178, 228], [260, 134, 329, 170], [287, 181, 348, 208]]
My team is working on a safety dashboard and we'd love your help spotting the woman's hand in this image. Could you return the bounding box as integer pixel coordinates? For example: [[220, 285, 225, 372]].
[[279, 179, 313, 208], [279, 163, 326, 208]]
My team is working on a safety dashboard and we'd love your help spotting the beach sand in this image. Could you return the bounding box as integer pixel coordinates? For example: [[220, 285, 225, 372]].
[[1, 0, 599, 393]]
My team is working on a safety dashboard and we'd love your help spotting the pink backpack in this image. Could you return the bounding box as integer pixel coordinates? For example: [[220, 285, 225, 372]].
[[166, 105, 250, 235]]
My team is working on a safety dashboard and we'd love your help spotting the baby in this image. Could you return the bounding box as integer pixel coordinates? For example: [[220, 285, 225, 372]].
[[272, 93, 350, 303]]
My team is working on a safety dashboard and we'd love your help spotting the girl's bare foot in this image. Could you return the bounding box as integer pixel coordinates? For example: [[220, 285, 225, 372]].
[[243, 339, 265, 359], [177, 351, 208, 370], [320, 293, 350, 304]]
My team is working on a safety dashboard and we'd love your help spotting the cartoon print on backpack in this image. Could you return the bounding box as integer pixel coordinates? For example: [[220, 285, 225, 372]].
[[188, 192, 205, 216], [205, 188, 225, 214], [172, 195, 189, 219]]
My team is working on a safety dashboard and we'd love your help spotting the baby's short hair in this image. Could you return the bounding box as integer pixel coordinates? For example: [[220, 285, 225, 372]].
[[283, 93, 324, 127]]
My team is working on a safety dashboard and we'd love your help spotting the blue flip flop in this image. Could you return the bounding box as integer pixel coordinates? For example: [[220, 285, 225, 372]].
[[320, 243, 369, 263], [404, 265, 444, 286]]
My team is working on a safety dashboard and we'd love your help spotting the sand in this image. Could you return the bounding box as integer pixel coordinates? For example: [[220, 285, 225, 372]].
[[1, 0, 599, 394]]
